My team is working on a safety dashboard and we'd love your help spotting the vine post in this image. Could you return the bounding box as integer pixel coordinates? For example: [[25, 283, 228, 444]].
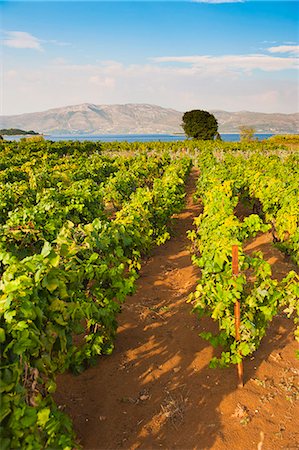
[[232, 244, 244, 388]]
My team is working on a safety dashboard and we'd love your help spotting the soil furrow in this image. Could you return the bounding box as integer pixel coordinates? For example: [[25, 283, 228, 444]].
[[55, 169, 299, 450]]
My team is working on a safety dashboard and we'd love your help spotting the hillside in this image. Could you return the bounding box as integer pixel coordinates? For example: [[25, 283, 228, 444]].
[[0, 104, 182, 135], [0, 104, 298, 135], [0, 128, 39, 136], [213, 110, 299, 134]]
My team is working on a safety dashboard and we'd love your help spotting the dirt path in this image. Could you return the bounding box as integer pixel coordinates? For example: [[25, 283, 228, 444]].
[[55, 169, 299, 450]]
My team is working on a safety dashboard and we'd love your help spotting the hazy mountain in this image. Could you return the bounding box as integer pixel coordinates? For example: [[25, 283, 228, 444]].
[[1, 103, 298, 135], [0, 104, 182, 135], [211, 110, 299, 134]]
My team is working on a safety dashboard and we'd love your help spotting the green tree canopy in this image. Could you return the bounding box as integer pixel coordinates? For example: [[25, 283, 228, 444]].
[[182, 110, 218, 140]]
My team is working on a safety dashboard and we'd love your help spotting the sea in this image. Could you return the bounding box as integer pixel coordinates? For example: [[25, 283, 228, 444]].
[[4, 133, 274, 143]]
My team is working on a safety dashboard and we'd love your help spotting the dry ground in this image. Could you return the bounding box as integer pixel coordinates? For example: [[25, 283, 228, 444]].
[[55, 169, 299, 450]]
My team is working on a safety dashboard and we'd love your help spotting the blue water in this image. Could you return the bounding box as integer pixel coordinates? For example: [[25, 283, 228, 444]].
[[47, 134, 188, 143], [5, 133, 274, 143]]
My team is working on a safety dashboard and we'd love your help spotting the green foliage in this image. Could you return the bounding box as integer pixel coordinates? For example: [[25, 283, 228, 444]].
[[0, 140, 192, 448], [1, 136, 298, 444], [20, 136, 45, 143], [223, 151, 299, 265], [189, 148, 299, 368], [267, 134, 299, 146], [239, 126, 256, 142], [182, 110, 218, 140]]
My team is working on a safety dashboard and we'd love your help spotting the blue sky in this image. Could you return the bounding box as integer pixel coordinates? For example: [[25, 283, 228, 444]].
[[1, 1, 298, 114]]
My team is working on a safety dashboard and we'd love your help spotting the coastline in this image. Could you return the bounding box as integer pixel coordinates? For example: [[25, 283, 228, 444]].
[[2, 132, 279, 143]]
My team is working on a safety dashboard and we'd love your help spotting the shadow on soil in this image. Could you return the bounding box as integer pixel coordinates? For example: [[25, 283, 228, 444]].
[[55, 170, 298, 450]]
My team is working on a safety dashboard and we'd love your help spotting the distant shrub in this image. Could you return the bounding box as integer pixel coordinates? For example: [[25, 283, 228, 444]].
[[20, 135, 45, 142], [267, 134, 299, 145], [239, 126, 256, 142]]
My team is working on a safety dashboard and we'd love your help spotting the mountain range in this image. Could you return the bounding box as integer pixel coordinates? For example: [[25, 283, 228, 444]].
[[1, 103, 298, 135]]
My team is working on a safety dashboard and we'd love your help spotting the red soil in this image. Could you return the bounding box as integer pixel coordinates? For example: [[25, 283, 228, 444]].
[[55, 169, 299, 450]]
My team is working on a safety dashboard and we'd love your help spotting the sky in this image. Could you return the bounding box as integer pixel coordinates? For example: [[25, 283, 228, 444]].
[[0, 1, 298, 115]]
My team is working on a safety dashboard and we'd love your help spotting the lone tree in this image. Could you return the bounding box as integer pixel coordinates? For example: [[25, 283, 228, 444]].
[[182, 110, 218, 140], [239, 126, 256, 142]]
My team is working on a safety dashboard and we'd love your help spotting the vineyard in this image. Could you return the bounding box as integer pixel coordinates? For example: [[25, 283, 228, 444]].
[[0, 138, 298, 449]]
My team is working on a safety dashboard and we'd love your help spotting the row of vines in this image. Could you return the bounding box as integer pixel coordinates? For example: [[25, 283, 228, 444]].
[[0, 140, 191, 449], [1, 137, 298, 448], [188, 147, 299, 369]]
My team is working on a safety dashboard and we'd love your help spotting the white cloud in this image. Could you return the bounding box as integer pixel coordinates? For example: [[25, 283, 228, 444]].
[[152, 53, 298, 72], [5, 70, 18, 79], [2, 31, 43, 51], [89, 75, 115, 88], [1, 31, 71, 51], [267, 45, 299, 55], [2, 54, 298, 115]]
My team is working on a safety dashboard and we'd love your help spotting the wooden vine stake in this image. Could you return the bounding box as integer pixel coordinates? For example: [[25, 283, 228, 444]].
[[232, 244, 244, 388]]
